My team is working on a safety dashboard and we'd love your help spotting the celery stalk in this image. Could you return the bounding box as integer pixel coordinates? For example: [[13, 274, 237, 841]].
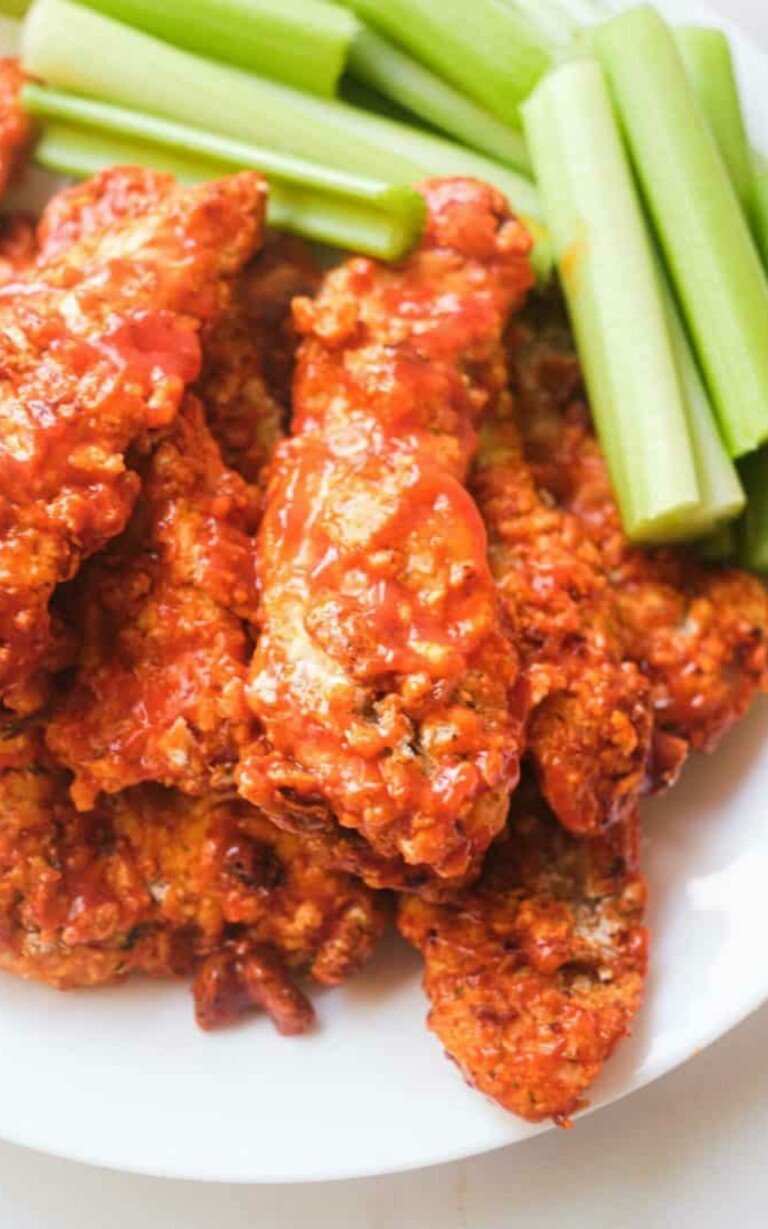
[[336, 0, 550, 125], [76, 0, 359, 98], [0, 0, 28, 13], [22, 0, 551, 279], [660, 270, 745, 533], [32, 119, 426, 259], [593, 5, 768, 458], [347, 29, 532, 173], [738, 449, 768, 573], [675, 26, 755, 224], [523, 58, 701, 545]]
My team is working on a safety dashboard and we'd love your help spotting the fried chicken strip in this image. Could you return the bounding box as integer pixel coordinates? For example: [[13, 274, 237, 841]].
[[240, 179, 533, 885], [45, 396, 261, 808], [472, 404, 654, 836], [197, 232, 320, 485], [0, 723, 385, 1032], [512, 296, 768, 776], [399, 783, 647, 1123], [0, 167, 266, 712]]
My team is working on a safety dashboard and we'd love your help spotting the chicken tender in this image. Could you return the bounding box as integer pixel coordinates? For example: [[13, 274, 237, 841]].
[[512, 295, 768, 773], [0, 723, 385, 1031], [0, 168, 266, 712], [197, 233, 320, 485], [240, 179, 533, 885], [472, 405, 654, 835], [45, 397, 260, 809], [399, 783, 647, 1123]]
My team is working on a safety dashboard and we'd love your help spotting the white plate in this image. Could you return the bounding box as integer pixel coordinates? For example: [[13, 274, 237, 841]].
[[1, 0, 767, 1186]]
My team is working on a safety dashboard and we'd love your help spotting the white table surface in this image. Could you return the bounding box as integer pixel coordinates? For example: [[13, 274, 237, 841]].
[[2, 0, 767, 1223]]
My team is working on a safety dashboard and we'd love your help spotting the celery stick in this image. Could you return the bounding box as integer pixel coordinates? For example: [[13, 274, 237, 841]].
[[738, 449, 768, 573], [660, 270, 745, 532], [523, 58, 701, 545], [0, 0, 28, 13], [593, 5, 768, 459], [22, 0, 551, 279], [33, 119, 425, 259], [676, 26, 754, 223], [336, 0, 550, 125], [76, 0, 358, 98], [347, 29, 532, 173]]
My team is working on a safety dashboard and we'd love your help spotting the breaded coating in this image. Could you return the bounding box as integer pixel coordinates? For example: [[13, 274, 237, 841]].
[[0, 723, 385, 1031], [399, 784, 647, 1123], [240, 179, 533, 884], [45, 397, 260, 809], [0, 168, 266, 712], [197, 233, 320, 485], [36, 165, 173, 258], [472, 406, 654, 836], [0, 59, 30, 198], [512, 296, 768, 772]]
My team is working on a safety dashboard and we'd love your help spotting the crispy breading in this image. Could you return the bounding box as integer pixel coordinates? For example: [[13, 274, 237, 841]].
[[399, 783, 647, 1123], [45, 397, 260, 808], [0, 59, 30, 198], [239, 179, 533, 885], [198, 232, 320, 484], [0, 723, 385, 1031], [472, 403, 654, 835], [512, 295, 768, 773], [0, 168, 266, 712]]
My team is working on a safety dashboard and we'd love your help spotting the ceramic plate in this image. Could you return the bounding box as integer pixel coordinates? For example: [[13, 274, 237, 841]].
[[0, 0, 766, 1184]]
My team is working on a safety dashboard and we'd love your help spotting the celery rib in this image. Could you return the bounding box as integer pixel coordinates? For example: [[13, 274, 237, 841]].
[[347, 28, 532, 173], [738, 450, 768, 573], [523, 58, 701, 545], [593, 5, 768, 459], [31, 116, 426, 260], [76, 0, 358, 98], [335, 0, 550, 125], [675, 26, 755, 225]]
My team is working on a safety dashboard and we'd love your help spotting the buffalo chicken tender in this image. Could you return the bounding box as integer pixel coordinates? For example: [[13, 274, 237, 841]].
[[0, 168, 266, 712], [240, 178, 533, 887], [196, 233, 320, 486], [399, 784, 647, 1123], [511, 296, 768, 777], [472, 406, 654, 836], [0, 723, 385, 1032], [45, 397, 260, 809]]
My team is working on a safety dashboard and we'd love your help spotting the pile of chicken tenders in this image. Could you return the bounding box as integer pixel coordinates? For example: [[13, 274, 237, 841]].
[[1, 60, 766, 1125]]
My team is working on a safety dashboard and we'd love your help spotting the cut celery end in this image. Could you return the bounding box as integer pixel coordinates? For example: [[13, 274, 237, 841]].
[[523, 57, 701, 545], [77, 0, 358, 97], [593, 5, 768, 459]]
